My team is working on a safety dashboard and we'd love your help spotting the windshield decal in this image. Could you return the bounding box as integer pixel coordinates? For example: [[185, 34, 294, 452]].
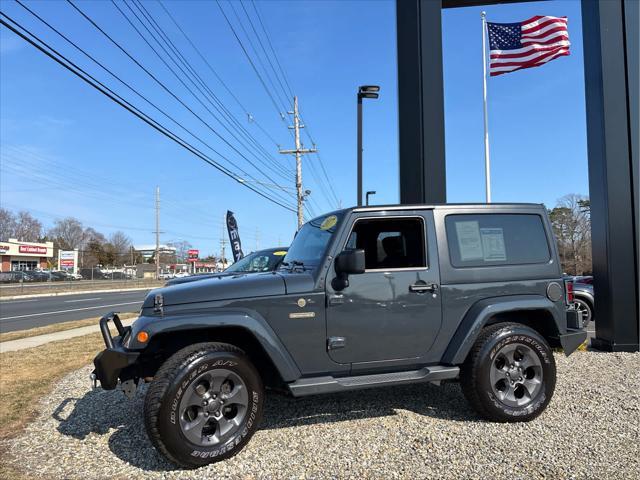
[[320, 215, 338, 230]]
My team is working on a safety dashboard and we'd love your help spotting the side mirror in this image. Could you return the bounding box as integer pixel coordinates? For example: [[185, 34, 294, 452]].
[[335, 249, 365, 275], [332, 249, 365, 290]]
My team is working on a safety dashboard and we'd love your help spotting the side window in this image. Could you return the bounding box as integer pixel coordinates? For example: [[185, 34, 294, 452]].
[[445, 214, 550, 267], [346, 217, 426, 270]]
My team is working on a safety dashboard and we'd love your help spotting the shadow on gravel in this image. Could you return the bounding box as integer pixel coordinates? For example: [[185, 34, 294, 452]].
[[261, 381, 478, 430], [53, 381, 478, 472], [53, 387, 176, 472]]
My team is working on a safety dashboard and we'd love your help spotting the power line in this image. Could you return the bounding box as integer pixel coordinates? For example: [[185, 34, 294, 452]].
[[158, 1, 284, 151], [250, 0, 295, 99], [11, 0, 294, 208], [229, 1, 339, 209], [108, 0, 295, 200], [0, 12, 296, 213], [215, 0, 286, 122], [126, 0, 292, 181], [235, 0, 291, 112]]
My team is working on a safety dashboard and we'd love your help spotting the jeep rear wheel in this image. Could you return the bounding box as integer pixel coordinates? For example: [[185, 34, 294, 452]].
[[143, 342, 264, 468], [460, 323, 556, 422]]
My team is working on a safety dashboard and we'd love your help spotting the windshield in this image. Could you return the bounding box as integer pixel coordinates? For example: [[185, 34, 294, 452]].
[[225, 249, 287, 273], [282, 213, 342, 269]]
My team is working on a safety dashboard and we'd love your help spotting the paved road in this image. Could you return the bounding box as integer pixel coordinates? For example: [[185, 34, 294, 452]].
[[0, 290, 150, 333]]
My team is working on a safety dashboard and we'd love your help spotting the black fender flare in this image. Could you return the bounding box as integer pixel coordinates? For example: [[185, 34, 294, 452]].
[[127, 310, 301, 382], [441, 295, 564, 365]]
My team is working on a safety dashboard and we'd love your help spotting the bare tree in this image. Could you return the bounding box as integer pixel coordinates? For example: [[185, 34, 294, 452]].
[[48, 217, 85, 250], [81, 228, 107, 268], [12, 211, 43, 242], [167, 240, 193, 263], [549, 194, 592, 275], [0, 208, 17, 241], [109, 231, 132, 266]]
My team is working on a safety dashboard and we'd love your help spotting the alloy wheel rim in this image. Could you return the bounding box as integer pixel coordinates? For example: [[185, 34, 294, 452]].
[[178, 368, 249, 446], [573, 300, 592, 323], [490, 343, 543, 408]]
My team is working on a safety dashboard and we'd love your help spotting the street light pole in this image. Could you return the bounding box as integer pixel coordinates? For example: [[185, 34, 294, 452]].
[[366, 190, 377, 206], [356, 86, 380, 206], [357, 95, 363, 207]]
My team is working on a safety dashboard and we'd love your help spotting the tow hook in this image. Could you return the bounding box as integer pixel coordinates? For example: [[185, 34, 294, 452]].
[[90, 373, 98, 390]]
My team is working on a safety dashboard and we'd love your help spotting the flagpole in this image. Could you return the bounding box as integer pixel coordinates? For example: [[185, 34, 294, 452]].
[[481, 11, 492, 203]]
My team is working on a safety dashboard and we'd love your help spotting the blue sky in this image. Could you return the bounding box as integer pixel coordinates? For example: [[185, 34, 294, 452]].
[[0, 0, 588, 256]]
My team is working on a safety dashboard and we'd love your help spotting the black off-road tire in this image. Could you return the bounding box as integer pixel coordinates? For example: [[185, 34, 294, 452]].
[[460, 322, 556, 422], [143, 342, 264, 468]]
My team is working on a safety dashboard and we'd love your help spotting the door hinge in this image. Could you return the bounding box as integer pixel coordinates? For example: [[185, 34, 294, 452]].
[[327, 336, 346, 350], [327, 294, 344, 306]]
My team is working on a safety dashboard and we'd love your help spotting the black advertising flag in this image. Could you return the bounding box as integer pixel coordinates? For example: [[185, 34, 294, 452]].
[[226, 210, 244, 262]]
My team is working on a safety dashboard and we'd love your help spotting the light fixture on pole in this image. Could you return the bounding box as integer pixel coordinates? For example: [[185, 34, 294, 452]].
[[357, 85, 380, 206], [366, 190, 377, 206]]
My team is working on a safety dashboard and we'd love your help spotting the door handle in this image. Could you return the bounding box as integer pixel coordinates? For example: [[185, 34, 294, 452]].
[[327, 336, 346, 350], [409, 282, 438, 293]]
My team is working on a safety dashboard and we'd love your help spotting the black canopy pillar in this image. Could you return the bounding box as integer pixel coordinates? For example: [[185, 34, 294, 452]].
[[396, 0, 447, 204], [581, 0, 638, 352]]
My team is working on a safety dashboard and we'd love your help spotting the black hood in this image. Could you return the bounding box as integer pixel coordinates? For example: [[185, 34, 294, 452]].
[[143, 271, 286, 308]]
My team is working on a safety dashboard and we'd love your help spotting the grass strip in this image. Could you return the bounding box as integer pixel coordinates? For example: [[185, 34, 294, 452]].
[[0, 332, 110, 478]]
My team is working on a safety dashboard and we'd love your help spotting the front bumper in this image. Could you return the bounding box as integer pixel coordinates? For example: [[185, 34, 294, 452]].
[[92, 312, 140, 390]]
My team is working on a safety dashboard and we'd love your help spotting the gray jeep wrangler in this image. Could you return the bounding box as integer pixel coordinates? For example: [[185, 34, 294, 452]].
[[93, 203, 585, 468]]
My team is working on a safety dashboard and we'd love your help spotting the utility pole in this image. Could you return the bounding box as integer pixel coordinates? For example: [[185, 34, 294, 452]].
[[220, 216, 227, 271], [255, 227, 260, 251], [280, 96, 317, 229], [154, 186, 160, 280]]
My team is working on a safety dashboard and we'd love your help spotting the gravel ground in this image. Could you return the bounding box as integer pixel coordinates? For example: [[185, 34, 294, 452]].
[[4, 352, 639, 479]]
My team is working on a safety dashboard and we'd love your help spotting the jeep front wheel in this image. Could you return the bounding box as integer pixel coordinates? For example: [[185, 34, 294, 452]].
[[460, 323, 556, 422], [143, 342, 264, 468]]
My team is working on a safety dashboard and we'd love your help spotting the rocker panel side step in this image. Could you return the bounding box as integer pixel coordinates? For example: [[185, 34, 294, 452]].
[[287, 365, 459, 397]]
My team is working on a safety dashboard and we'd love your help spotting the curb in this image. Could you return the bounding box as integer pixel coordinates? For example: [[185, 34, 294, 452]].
[[0, 286, 157, 301]]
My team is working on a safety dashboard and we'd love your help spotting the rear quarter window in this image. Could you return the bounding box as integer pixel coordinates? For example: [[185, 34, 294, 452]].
[[445, 214, 550, 267]]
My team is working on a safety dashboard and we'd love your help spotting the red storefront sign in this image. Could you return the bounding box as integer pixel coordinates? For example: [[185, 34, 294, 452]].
[[19, 245, 47, 255], [60, 259, 75, 267], [187, 249, 200, 263]]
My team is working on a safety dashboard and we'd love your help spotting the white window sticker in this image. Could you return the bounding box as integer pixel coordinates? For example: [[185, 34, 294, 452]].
[[455, 221, 484, 261], [480, 228, 507, 261]]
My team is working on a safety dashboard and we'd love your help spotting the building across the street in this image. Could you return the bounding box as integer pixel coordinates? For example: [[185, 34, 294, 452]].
[[134, 244, 177, 261], [0, 238, 54, 272]]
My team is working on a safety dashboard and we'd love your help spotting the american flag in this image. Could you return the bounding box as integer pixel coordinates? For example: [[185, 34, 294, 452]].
[[487, 15, 570, 77]]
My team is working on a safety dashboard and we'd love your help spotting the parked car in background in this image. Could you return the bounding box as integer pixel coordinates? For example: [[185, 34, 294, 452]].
[[28, 271, 52, 282], [165, 247, 289, 286], [573, 281, 595, 326], [79, 268, 109, 280], [0, 271, 34, 283], [50, 271, 74, 281]]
